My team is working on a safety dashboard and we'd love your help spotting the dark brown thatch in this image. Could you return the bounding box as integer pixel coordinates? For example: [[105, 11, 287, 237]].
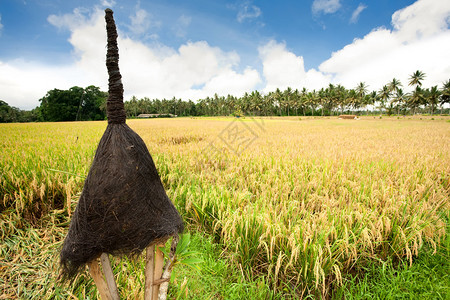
[[59, 9, 183, 281]]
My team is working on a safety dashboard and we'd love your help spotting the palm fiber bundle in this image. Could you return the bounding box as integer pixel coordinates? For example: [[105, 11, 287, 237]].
[[60, 8, 183, 281]]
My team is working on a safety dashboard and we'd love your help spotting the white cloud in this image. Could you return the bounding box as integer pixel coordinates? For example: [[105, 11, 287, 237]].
[[319, 0, 450, 91], [0, 59, 90, 109], [101, 0, 116, 7], [259, 41, 330, 93], [2, 0, 450, 110], [350, 3, 367, 24], [0, 7, 261, 109], [0, 14, 3, 36], [174, 14, 192, 38], [127, 8, 160, 36], [392, 0, 450, 42], [312, 0, 341, 15], [237, 1, 262, 23]]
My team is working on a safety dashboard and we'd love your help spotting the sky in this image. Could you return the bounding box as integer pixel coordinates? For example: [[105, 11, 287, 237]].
[[0, 0, 449, 110]]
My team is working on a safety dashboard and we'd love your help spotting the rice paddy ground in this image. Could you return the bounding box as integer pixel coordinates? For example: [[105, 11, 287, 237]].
[[1, 116, 449, 299]]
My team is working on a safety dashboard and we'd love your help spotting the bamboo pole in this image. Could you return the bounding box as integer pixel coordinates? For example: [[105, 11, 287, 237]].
[[88, 259, 113, 300], [144, 245, 155, 300], [100, 253, 120, 300], [158, 236, 179, 300], [152, 243, 165, 299]]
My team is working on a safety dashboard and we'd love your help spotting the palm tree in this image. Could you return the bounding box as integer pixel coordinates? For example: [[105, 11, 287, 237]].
[[409, 70, 426, 87], [392, 88, 406, 115], [377, 85, 391, 114], [355, 82, 368, 113], [250, 90, 263, 115], [408, 86, 424, 115], [274, 88, 283, 116], [388, 78, 402, 93], [427, 86, 441, 115], [299, 87, 308, 116], [440, 79, 450, 114], [290, 89, 300, 116], [306, 90, 318, 116], [283, 87, 293, 116], [263, 92, 275, 116]]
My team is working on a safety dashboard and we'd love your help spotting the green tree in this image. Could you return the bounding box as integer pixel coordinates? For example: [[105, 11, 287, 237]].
[[409, 70, 426, 87], [439, 79, 450, 114], [0, 100, 20, 122], [388, 78, 402, 94], [426, 86, 441, 115], [79, 85, 107, 120], [408, 86, 424, 115], [392, 88, 406, 115], [39, 86, 107, 121], [355, 82, 368, 113], [377, 85, 391, 114]]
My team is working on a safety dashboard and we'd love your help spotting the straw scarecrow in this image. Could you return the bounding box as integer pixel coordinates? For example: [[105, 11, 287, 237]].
[[60, 9, 184, 300]]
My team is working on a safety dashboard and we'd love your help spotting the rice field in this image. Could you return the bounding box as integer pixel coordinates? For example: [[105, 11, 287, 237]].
[[1, 116, 449, 299]]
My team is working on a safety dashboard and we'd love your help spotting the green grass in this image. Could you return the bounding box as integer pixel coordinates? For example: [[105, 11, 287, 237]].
[[3, 211, 447, 299], [333, 215, 450, 300], [0, 208, 277, 299]]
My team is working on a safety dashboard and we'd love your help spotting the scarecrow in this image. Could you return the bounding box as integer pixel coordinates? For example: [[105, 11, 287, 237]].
[[60, 9, 184, 300]]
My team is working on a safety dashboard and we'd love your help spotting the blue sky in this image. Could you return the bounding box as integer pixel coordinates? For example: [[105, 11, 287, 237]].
[[1, 0, 449, 109]]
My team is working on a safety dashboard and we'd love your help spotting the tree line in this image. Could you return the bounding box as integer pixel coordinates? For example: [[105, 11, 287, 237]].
[[0, 86, 107, 123], [125, 71, 449, 117], [1, 70, 449, 122]]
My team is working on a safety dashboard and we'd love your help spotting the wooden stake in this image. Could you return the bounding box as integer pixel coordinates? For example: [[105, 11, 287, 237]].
[[88, 259, 113, 300], [158, 236, 179, 300], [100, 253, 120, 300], [152, 243, 165, 299], [144, 245, 155, 300]]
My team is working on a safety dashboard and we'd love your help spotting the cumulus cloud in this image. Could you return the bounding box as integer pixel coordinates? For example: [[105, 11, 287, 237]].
[[2, 0, 450, 110], [259, 41, 329, 93], [312, 0, 341, 15], [237, 1, 262, 23], [0, 60, 89, 109], [350, 3, 367, 24], [0, 7, 261, 109], [319, 0, 450, 91]]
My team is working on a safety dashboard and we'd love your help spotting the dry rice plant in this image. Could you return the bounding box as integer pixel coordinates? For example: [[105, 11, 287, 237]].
[[1, 116, 449, 298]]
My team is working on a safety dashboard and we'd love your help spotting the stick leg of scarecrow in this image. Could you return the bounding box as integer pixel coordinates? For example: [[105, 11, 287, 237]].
[[158, 236, 179, 300], [100, 253, 120, 300], [87, 258, 113, 300], [144, 245, 155, 300], [152, 243, 166, 299]]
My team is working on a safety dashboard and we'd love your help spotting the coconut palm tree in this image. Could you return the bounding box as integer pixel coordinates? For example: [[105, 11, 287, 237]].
[[388, 78, 402, 93], [392, 88, 406, 115], [408, 86, 424, 115], [274, 88, 283, 116], [427, 86, 441, 115], [299, 87, 308, 116], [290, 89, 300, 116], [307, 90, 318, 116], [409, 70, 426, 87], [440, 79, 450, 114], [283, 87, 293, 116], [355, 82, 368, 112], [377, 85, 391, 113]]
